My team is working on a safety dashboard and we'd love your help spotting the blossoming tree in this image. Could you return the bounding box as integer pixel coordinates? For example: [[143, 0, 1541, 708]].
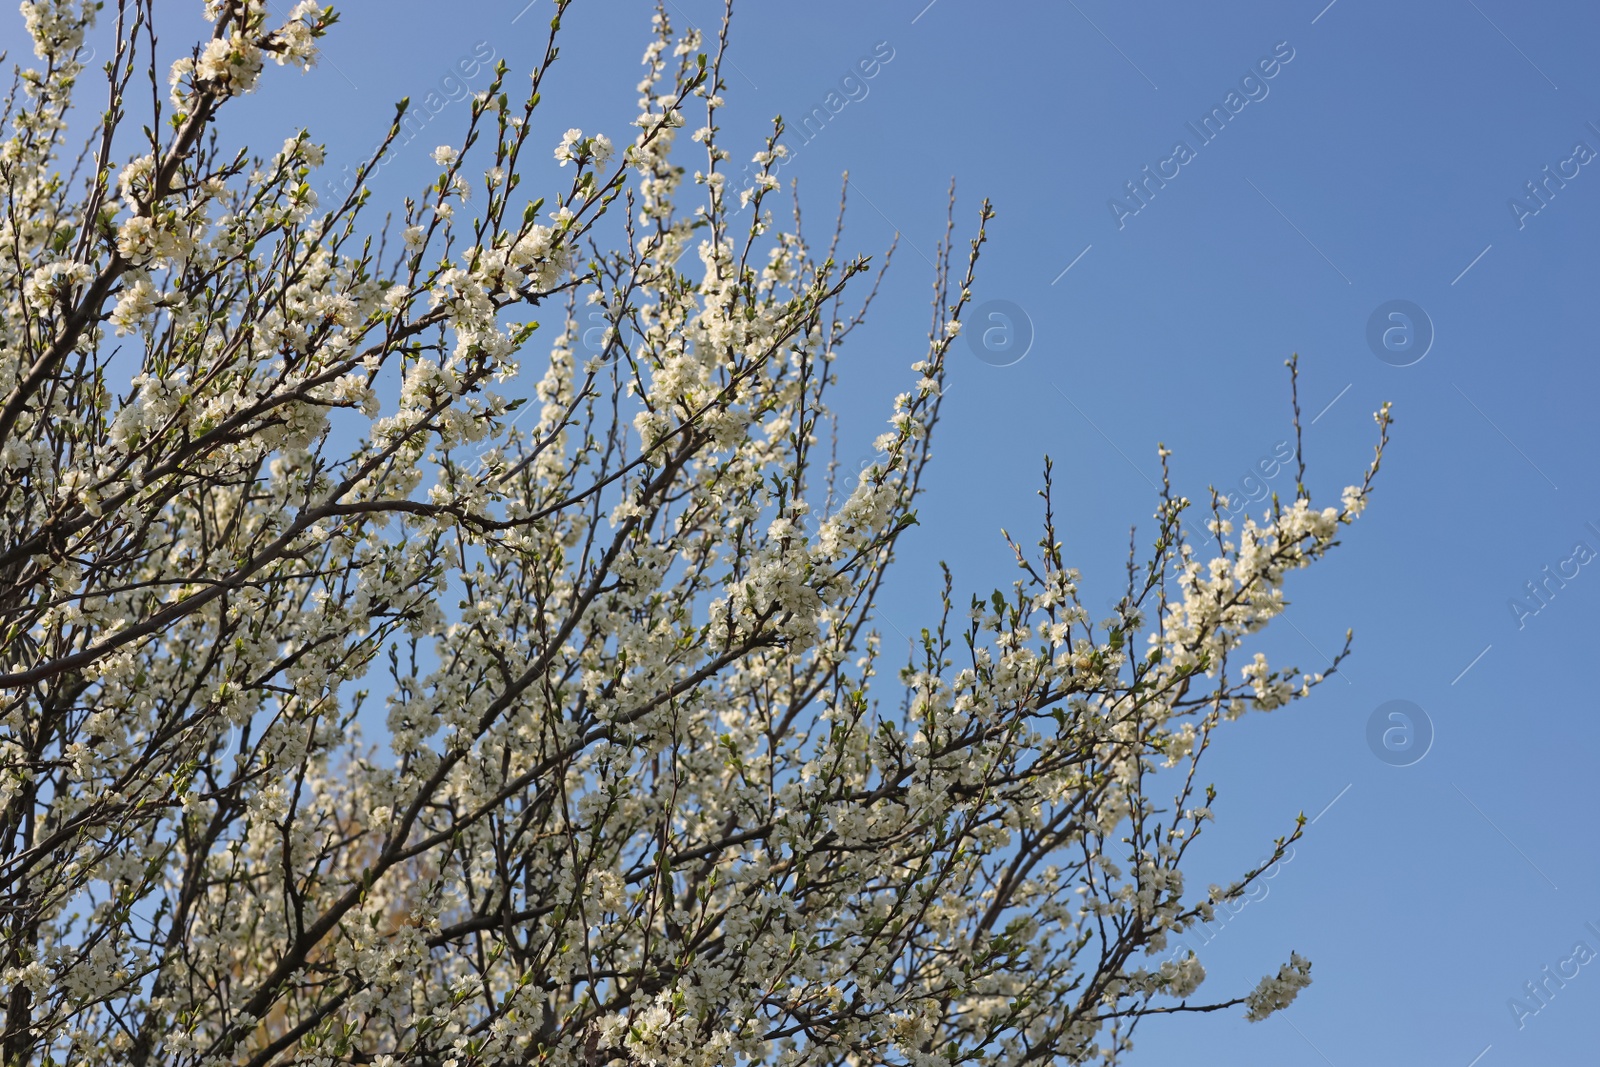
[[0, 1, 1392, 1064]]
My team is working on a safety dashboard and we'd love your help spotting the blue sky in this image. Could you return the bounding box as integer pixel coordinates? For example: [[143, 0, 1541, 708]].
[[28, 0, 1600, 1061]]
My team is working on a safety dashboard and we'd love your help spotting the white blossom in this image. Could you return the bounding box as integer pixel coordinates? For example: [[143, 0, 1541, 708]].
[[0, 6, 1391, 1065]]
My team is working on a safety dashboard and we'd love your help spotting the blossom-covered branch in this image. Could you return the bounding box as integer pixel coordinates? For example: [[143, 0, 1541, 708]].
[[0, 2, 1390, 1065]]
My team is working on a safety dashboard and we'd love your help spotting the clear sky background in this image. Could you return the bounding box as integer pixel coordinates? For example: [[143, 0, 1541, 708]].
[[21, 1, 1600, 1062]]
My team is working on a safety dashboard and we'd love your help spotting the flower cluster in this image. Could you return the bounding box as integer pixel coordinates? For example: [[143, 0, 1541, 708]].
[[1244, 952, 1315, 1021]]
